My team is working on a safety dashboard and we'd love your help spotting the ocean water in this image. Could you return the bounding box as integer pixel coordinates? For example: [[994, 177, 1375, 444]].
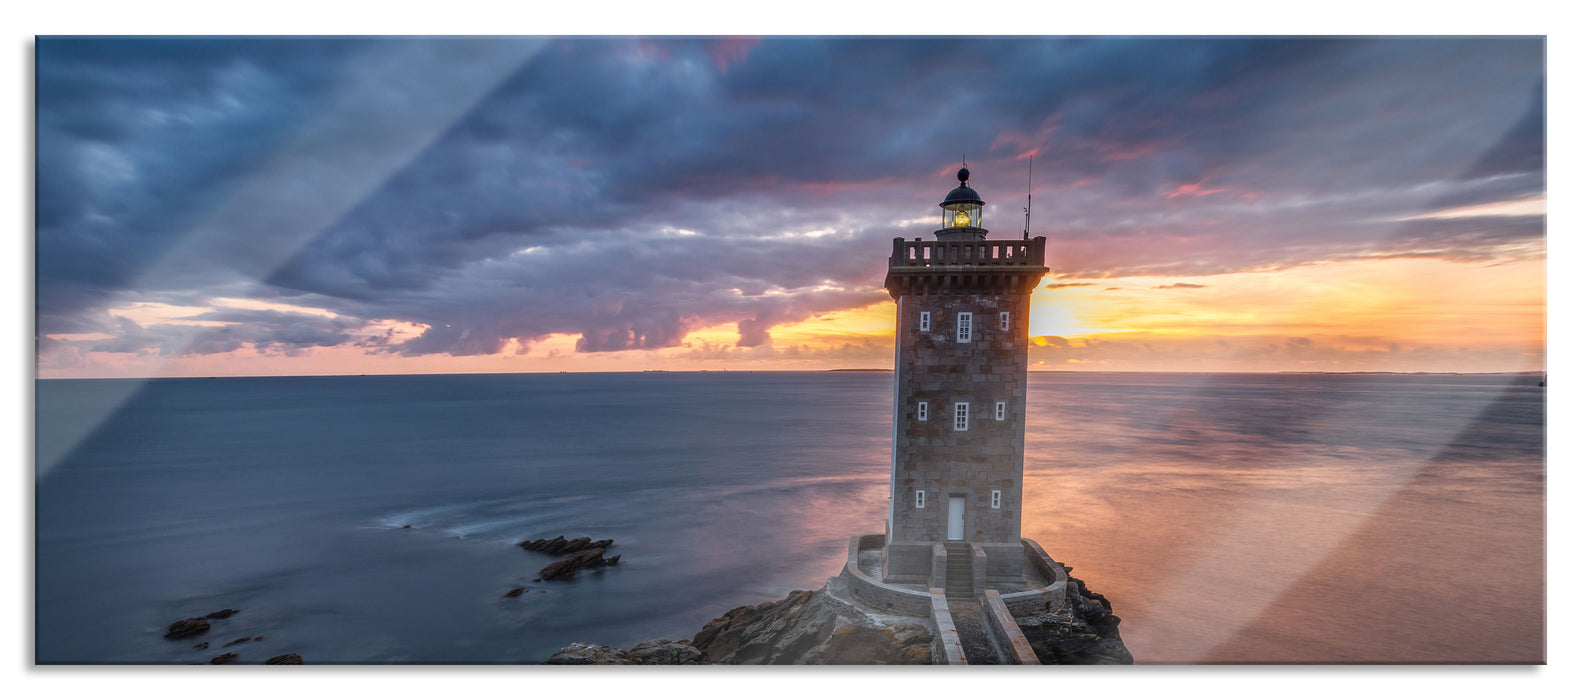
[[34, 371, 1544, 664]]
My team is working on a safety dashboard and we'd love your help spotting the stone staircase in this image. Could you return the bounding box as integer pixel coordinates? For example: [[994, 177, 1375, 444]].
[[944, 542, 973, 600]]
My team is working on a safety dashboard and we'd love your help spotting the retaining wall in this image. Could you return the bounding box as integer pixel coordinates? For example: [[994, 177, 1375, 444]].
[[842, 535, 933, 617], [928, 588, 967, 665], [997, 538, 1070, 617], [982, 590, 1041, 664]]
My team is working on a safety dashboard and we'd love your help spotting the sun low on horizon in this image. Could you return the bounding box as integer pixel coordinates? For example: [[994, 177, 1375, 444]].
[[34, 37, 1546, 379]]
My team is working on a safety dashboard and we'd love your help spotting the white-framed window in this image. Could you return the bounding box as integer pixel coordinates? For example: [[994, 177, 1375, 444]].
[[915, 490, 926, 509], [999, 311, 1011, 331], [954, 402, 969, 431], [995, 401, 1007, 421], [917, 402, 928, 421], [991, 490, 1002, 509], [956, 312, 972, 343], [920, 311, 931, 332]]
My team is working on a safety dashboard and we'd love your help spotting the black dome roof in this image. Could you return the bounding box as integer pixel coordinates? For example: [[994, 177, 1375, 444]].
[[941, 167, 983, 208], [941, 184, 983, 207]]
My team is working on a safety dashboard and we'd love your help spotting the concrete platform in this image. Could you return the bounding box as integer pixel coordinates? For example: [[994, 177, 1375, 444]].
[[836, 533, 1070, 664]]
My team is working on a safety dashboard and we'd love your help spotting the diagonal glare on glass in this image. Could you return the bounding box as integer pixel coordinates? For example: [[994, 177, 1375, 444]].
[[35, 39, 547, 478]]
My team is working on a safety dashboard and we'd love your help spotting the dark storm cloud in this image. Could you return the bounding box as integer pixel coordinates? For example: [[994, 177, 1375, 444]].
[[36, 36, 1545, 358], [84, 308, 368, 357]]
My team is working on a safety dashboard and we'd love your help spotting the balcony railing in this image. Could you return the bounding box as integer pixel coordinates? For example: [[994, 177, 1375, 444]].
[[889, 237, 1046, 269]]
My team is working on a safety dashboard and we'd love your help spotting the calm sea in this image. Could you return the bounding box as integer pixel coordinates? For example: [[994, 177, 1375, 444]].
[[34, 371, 1544, 664]]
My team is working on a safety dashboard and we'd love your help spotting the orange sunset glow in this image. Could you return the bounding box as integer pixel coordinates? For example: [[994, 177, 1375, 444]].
[[35, 37, 1544, 379], [39, 251, 1544, 377]]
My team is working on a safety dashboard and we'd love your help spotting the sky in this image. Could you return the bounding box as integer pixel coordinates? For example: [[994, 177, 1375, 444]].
[[33, 36, 1546, 377]]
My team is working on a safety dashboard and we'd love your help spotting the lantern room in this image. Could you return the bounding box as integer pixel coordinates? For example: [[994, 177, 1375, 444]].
[[937, 167, 986, 240]]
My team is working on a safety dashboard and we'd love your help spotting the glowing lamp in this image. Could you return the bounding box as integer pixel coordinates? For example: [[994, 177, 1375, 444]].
[[938, 166, 985, 232]]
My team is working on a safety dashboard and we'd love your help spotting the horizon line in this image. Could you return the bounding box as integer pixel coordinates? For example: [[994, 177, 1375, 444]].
[[33, 368, 1547, 381]]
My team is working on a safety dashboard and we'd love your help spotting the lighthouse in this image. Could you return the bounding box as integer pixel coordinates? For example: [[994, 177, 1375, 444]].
[[881, 167, 1048, 595]]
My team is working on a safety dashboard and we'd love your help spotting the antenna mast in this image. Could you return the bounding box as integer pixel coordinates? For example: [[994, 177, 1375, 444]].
[[1022, 155, 1033, 240]]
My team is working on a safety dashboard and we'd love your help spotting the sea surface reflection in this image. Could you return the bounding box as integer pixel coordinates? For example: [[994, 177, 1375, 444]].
[[35, 371, 1542, 663]]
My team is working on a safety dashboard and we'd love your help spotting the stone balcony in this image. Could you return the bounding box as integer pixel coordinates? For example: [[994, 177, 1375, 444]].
[[884, 236, 1049, 298]]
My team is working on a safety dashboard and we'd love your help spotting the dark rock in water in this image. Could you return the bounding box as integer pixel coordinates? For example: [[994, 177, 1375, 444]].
[[193, 642, 209, 650], [204, 608, 240, 620], [401, 525, 411, 529], [518, 536, 555, 551], [518, 535, 614, 556], [536, 547, 611, 581], [209, 653, 238, 664], [265, 653, 304, 665], [222, 636, 253, 648], [254, 636, 265, 641], [604, 554, 620, 566], [543, 642, 637, 665], [165, 618, 210, 639], [504, 587, 526, 598]]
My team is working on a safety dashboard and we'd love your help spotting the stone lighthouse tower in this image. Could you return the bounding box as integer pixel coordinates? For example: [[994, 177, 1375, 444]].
[[881, 167, 1048, 595]]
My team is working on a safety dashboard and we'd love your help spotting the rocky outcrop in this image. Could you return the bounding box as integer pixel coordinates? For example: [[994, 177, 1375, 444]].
[[544, 643, 638, 665], [163, 607, 303, 665], [520, 535, 622, 582], [518, 536, 613, 556], [1016, 573, 1133, 665], [534, 547, 620, 581], [265, 653, 304, 665], [690, 588, 932, 664], [627, 638, 704, 665], [547, 583, 934, 665], [165, 618, 210, 639], [544, 639, 705, 665], [541, 568, 1130, 665]]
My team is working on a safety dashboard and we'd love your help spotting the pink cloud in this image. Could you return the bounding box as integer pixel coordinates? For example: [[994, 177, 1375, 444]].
[[708, 37, 760, 73], [1165, 179, 1230, 199], [989, 117, 1061, 161]]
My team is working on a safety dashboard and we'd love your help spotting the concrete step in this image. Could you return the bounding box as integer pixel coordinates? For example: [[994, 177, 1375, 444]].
[[945, 544, 974, 599]]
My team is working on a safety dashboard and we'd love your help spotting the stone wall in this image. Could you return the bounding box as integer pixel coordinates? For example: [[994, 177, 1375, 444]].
[[884, 283, 1034, 580], [970, 544, 987, 593], [982, 590, 1041, 665], [998, 538, 1069, 617], [928, 588, 967, 665], [842, 536, 933, 617], [881, 541, 932, 584], [981, 542, 1024, 584]]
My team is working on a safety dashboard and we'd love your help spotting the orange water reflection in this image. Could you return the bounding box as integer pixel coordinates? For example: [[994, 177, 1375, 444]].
[[1016, 373, 1543, 663]]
